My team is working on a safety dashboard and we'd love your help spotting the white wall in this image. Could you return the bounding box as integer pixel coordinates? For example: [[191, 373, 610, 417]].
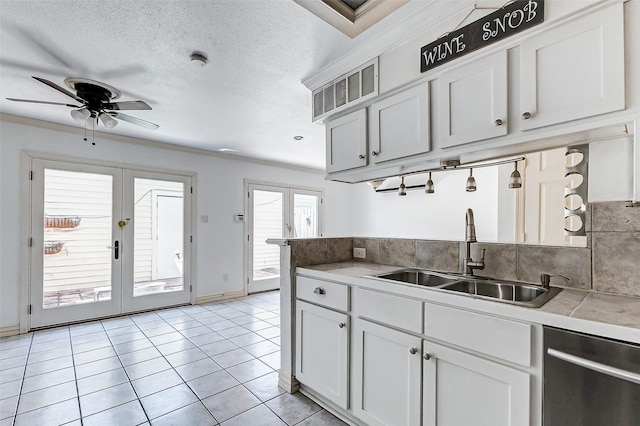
[[0, 116, 354, 329], [349, 166, 506, 242]]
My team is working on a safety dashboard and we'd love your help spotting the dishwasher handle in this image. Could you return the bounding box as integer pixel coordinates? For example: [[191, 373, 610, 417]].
[[547, 348, 640, 386]]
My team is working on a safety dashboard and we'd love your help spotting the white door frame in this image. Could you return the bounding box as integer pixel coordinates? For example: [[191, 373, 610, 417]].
[[243, 179, 324, 295], [20, 152, 197, 332]]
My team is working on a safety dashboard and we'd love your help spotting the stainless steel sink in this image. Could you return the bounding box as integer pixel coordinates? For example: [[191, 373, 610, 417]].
[[370, 269, 458, 287], [439, 280, 560, 307], [367, 269, 561, 308]]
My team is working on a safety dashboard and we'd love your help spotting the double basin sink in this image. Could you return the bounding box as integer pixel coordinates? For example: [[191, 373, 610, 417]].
[[368, 269, 561, 308]]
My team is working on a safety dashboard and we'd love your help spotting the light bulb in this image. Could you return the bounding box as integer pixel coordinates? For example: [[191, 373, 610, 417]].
[[466, 168, 477, 192], [425, 172, 435, 194], [399, 177, 407, 196], [99, 112, 118, 129], [509, 162, 522, 189]]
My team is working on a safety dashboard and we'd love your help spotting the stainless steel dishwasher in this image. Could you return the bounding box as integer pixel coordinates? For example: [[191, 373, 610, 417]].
[[543, 326, 640, 426]]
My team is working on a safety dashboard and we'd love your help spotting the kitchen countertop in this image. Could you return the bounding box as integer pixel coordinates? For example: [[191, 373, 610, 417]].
[[297, 261, 640, 345]]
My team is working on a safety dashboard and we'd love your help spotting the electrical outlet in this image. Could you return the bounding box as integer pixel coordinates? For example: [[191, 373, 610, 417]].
[[353, 247, 366, 259]]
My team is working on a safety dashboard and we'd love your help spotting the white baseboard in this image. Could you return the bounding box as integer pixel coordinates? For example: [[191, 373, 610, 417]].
[[0, 325, 21, 338], [196, 290, 247, 305]]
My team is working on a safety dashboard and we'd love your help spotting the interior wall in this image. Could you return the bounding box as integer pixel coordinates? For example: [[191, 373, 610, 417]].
[[0, 116, 354, 329]]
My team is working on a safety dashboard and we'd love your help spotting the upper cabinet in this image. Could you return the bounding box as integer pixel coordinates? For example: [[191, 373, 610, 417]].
[[438, 50, 508, 148], [519, 2, 625, 131], [325, 109, 367, 174], [369, 84, 430, 164], [317, 2, 628, 182]]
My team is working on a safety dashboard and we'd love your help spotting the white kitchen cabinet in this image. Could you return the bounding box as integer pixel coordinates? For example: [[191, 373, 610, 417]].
[[353, 319, 422, 426], [369, 84, 430, 164], [438, 50, 508, 148], [519, 2, 624, 131], [295, 300, 349, 409], [422, 340, 531, 426], [325, 108, 367, 173]]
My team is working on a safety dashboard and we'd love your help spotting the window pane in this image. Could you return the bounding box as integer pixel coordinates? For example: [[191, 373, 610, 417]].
[[134, 178, 184, 297], [43, 169, 112, 308]]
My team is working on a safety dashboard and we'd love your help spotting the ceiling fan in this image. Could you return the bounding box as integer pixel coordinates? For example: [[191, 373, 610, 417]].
[[6, 76, 159, 130]]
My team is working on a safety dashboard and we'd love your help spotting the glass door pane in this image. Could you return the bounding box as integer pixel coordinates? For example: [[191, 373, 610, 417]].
[[252, 189, 284, 282], [293, 193, 320, 238], [133, 178, 185, 297], [43, 169, 114, 306]]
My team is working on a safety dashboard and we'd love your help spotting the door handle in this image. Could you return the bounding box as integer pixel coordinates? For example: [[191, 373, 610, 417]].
[[114, 240, 119, 260], [547, 348, 640, 385]]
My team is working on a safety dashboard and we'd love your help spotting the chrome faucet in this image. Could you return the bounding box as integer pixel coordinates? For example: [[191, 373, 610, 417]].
[[463, 208, 485, 276]]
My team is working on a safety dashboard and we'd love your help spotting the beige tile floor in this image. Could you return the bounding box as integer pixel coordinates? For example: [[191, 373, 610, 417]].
[[0, 291, 346, 426]]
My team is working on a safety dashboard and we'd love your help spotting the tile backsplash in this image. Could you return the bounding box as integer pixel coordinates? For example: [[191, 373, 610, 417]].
[[289, 202, 640, 298]]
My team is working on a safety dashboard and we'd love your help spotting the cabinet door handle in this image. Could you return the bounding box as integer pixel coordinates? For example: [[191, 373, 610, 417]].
[[371, 151, 379, 156], [522, 111, 532, 120], [313, 287, 325, 295], [494, 119, 503, 126], [338, 322, 346, 328], [358, 154, 365, 159], [423, 353, 432, 360], [409, 347, 418, 355]]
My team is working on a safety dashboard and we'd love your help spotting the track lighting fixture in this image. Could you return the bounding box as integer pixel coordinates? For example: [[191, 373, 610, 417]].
[[371, 156, 525, 194], [466, 168, 477, 192], [399, 177, 407, 196], [425, 172, 435, 194], [509, 162, 522, 189]]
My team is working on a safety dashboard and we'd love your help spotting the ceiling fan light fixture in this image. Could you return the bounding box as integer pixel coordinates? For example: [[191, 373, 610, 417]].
[[99, 112, 118, 129], [70, 108, 90, 123]]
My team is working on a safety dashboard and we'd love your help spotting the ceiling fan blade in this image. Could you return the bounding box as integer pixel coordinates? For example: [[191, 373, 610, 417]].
[[6, 98, 81, 108], [32, 76, 85, 104], [110, 112, 159, 130], [103, 100, 152, 111]]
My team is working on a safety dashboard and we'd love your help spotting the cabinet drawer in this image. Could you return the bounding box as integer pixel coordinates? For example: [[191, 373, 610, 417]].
[[297, 276, 349, 312], [357, 288, 422, 334], [424, 303, 532, 367]]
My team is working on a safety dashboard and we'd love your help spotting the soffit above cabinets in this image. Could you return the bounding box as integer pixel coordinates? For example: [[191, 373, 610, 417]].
[[294, 0, 409, 38]]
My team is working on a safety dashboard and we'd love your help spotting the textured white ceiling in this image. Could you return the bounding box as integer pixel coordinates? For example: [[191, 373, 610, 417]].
[[0, 0, 430, 169]]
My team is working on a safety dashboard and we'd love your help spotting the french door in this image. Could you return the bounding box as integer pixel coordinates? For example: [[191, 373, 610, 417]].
[[246, 182, 322, 294], [30, 159, 191, 328]]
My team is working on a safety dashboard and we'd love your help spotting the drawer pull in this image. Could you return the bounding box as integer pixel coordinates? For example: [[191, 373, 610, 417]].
[[423, 353, 432, 361], [313, 287, 325, 295], [494, 118, 503, 126], [338, 322, 346, 328], [522, 111, 532, 120], [371, 150, 379, 156], [409, 347, 418, 355], [358, 154, 365, 159]]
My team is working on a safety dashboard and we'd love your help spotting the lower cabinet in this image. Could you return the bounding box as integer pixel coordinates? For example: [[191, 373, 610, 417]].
[[422, 340, 531, 426], [353, 319, 422, 426], [295, 300, 349, 409]]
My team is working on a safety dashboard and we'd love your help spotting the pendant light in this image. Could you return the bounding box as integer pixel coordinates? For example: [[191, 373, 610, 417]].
[[399, 177, 407, 196], [509, 162, 522, 188], [425, 172, 435, 194], [466, 168, 476, 192]]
